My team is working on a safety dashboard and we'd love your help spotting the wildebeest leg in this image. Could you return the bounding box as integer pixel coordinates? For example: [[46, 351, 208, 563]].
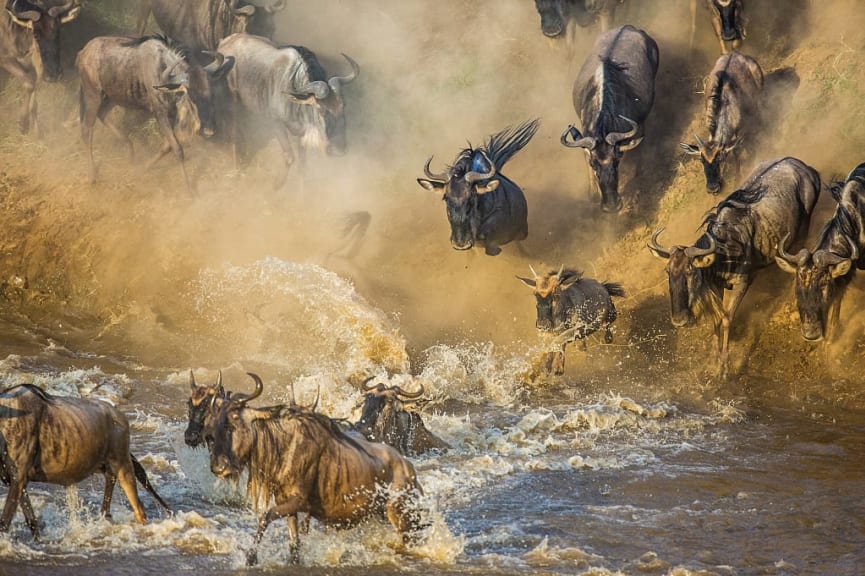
[[0, 59, 38, 136], [115, 459, 148, 524], [0, 476, 26, 534], [0, 457, 38, 538], [387, 491, 424, 545], [98, 101, 134, 161], [248, 497, 303, 565], [604, 325, 614, 343], [100, 471, 117, 520], [718, 282, 751, 378], [552, 345, 567, 375], [273, 125, 295, 190], [689, 0, 698, 51], [151, 113, 192, 192], [135, 0, 152, 34]]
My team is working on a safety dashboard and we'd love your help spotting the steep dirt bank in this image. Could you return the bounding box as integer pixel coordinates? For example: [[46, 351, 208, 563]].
[[0, 0, 864, 410]]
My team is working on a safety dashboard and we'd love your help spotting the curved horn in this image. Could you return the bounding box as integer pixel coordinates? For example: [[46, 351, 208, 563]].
[[228, 0, 256, 16], [360, 375, 378, 392], [648, 228, 671, 259], [264, 0, 285, 13], [423, 156, 449, 182], [848, 234, 860, 262], [215, 369, 224, 396], [9, 4, 41, 22], [813, 250, 846, 268], [201, 50, 224, 73], [605, 115, 639, 147], [47, 1, 75, 18], [684, 234, 717, 259], [328, 53, 360, 91], [561, 125, 596, 149], [294, 80, 330, 100], [776, 232, 808, 267], [189, 369, 197, 390], [308, 385, 320, 412], [236, 372, 264, 406], [392, 383, 425, 399], [465, 150, 496, 183], [555, 264, 564, 280], [529, 264, 539, 279], [288, 381, 297, 406]]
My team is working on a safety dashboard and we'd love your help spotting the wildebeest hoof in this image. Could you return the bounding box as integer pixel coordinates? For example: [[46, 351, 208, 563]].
[[246, 549, 258, 566], [485, 245, 502, 256]]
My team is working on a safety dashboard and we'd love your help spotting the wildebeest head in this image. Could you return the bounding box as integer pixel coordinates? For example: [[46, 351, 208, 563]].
[[209, 372, 265, 480], [680, 134, 737, 194], [5, 0, 80, 82], [710, 0, 744, 42], [516, 265, 582, 332], [648, 228, 718, 327], [534, 0, 571, 38], [354, 378, 425, 442], [185, 369, 226, 448], [775, 234, 857, 341], [186, 50, 235, 138], [286, 52, 360, 156], [561, 115, 640, 213], [417, 150, 501, 250]]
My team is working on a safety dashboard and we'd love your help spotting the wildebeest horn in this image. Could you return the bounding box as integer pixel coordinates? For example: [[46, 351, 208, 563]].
[[236, 372, 264, 406], [201, 51, 224, 73], [423, 157, 449, 182], [848, 235, 860, 262], [555, 264, 564, 280], [716, 0, 733, 6], [47, 0, 74, 18], [561, 125, 596, 150], [8, 2, 42, 21], [360, 375, 378, 392], [684, 234, 717, 259], [309, 385, 320, 412], [648, 228, 671, 259], [605, 115, 639, 147], [189, 369, 197, 390], [215, 370, 223, 394], [813, 250, 846, 268], [392, 383, 425, 400], [328, 53, 360, 91], [776, 233, 808, 267], [228, 0, 255, 16], [529, 264, 539, 279], [465, 150, 496, 183], [264, 0, 285, 13], [294, 80, 331, 100]]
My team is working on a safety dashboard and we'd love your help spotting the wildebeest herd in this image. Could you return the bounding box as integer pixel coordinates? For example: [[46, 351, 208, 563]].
[[0, 0, 863, 567]]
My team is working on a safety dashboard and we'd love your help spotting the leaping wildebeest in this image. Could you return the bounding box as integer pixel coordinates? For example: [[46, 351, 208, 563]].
[[561, 25, 658, 213], [353, 377, 450, 456], [0, 384, 170, 537], [136, 0, 284, 56], [184, 369, 226, 449], [776, 163, 865, 342], [681, 51, 764, 194], [0, 0, 80, 136], [690, 0, 746, 55], [76, 34, 235, 191], [648, 157, 821, 378], [209, 373, 426, 565], [417, 119, 540, 255], [517, 266, 624, 375], [216, 33, 360, 188]]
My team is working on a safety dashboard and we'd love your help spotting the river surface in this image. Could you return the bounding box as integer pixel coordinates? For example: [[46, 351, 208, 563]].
[[0, 259, 862, 576]]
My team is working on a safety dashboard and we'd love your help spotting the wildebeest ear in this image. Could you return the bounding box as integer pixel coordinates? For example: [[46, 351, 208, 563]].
[[153, 83, 185, 93], [417, 178, 445, 192], [774, 255, 798, 274], [691, 253, 716, 268], [679, 142, 701, 156], [475, 179, 500, 195], [559, 276, 579, 291], [830, 259, 853, 279], [515, 275, 536, 288]]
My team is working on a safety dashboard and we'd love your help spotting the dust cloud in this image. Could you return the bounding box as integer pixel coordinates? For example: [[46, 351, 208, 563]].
[[1, 0, 864, 404]]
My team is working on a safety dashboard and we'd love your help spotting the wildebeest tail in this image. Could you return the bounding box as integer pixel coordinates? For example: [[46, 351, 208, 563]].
[[485, 118, 541, 168], [602, 282, 626, 298], [131, 454, 171, 513]]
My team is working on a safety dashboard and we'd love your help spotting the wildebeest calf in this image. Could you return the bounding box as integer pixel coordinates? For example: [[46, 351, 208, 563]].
[[517, 266, 625, 375]]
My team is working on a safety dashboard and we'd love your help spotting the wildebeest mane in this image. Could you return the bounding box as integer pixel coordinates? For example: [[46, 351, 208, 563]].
[[593, 59, 641, 137], [280, 44, 327, 82], [705, 71, 738, 137], [119, 34, 189, 60], [0, 384, 53, 403]]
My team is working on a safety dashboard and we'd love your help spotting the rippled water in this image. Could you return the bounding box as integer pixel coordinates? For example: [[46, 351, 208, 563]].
[[0, 260, 862, 576]]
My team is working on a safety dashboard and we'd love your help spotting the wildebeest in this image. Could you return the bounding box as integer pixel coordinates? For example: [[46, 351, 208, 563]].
[[216, 33, 360, 188], [0, 0, 80, 136], [533, 0, 620, 42], [776, 163, 865, 342], [353, 377, 450, 456], [76, 34, 235, 191], [0, 384, 170, 537], [681, 51, 764, 194], [561, 25, 659, 213], [184, 369, 226, 448], [648, 157, 821, 378], [417, 119, 540, 255], [136, 0, 284, 55], [517, 266, 625, 375], [690, 0, 745, 54], [209, 373, 425, 565]]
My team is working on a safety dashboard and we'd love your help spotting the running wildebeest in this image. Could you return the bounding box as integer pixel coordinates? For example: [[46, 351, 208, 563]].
[[517, 266, 625, 375], [209, 373, 426, 565], [776, 163, 865, 342], [533, 0, 620, 42], [690, 0, 745, 54], [0, 384, 170, 537], [648, 157, 821, 378], [0, 0, 80, 136], [136, 0, 284, 55], [561, 25, 659, 213], [216, 33, 360, 188], [76, 34, 235, 191], [417, 119, 540, 255], [681, 51, 764, 194], [353, 377, 450, 456]]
